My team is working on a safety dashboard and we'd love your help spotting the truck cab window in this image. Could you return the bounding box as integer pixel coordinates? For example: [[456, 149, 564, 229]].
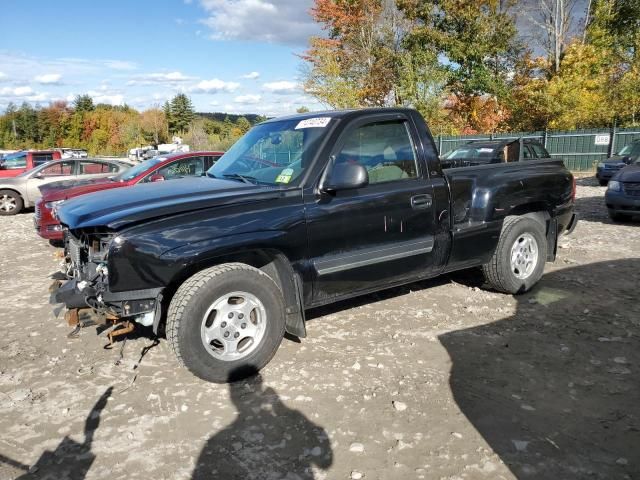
[[336, 121, 418, 184]]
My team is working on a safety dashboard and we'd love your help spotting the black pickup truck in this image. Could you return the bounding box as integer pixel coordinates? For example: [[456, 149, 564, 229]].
[[53, 108, 577, 383]]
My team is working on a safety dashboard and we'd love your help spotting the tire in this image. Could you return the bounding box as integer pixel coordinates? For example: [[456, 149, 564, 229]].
[[482, 216, 547, 294], [598, 179, 608, 186], [0, 189, 23, 216], [608, 211, 629, 222], [167, 263, 286, 383]]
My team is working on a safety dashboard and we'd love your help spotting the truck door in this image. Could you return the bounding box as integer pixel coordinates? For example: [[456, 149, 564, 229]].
[[304, 114, 438, 302]]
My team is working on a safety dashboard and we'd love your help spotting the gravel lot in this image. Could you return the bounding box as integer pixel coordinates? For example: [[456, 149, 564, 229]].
[[1, 176, 638, 480]]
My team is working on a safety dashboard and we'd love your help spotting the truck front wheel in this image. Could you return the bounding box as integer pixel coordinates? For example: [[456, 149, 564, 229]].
[[166, 263, 286, 383], [482, 216, 547, 294]]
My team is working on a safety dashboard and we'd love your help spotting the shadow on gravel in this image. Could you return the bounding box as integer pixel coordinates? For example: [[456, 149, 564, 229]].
[[574, 195, 640, 225], [440, 259, 640, 479], [575, 176, 600, 187], [3, 387, 113, 479], [191, 367, 333, 479]]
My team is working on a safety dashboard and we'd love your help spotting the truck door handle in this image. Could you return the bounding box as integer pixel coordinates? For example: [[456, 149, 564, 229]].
[[411, 194, 432, 209]]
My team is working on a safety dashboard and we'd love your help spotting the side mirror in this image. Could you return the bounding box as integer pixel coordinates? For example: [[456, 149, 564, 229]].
[[34, 172, 45, 179], [149, 174, 165, 183], [322, 162, 368, 192], [622, 156, 633, 164]]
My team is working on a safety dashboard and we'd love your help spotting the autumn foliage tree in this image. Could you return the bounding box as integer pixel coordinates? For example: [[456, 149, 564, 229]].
[[0, 94, 259, 155], [303, 0, 640, 134], [303, 0, 399, 108]]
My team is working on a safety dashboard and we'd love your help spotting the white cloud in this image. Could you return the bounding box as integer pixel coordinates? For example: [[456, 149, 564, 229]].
[[0, 86, 53, 104], [234, 94, 261, 104], [189, 78, 240, 94], [128, 71, 195, 86], [35, 73, 63, 85], [197, 0, 319, 45], [0, 86, 33, 97], [103, 60, 138, 71], [241, 71, 260, 80], [263, 80, 299, 94], [91, 94, 125, 105]]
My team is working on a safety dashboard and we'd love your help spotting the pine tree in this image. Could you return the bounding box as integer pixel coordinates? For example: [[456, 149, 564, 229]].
[[168, 94, 195, 134], [73, 94, 95, 113]]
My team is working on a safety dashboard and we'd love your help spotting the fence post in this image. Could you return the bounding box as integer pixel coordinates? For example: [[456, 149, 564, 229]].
[[543, 128, 548, 148], [608, 121, 617, 157], [438, 135, 443, 154]]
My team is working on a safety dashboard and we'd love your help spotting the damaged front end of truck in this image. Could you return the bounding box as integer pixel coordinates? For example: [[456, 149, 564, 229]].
[[50, 227, 163, 344]]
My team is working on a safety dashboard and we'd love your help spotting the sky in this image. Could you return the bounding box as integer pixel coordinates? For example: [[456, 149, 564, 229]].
[[0, 0, 325, 116]]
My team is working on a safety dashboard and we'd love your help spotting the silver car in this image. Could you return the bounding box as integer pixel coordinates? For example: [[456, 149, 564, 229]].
[[0, 159, 130, 215]]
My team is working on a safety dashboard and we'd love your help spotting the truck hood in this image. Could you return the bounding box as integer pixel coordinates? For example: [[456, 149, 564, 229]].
[[57, 177, 281, 230], [614, 164, 640, 182], [39, 176, 118, 200]]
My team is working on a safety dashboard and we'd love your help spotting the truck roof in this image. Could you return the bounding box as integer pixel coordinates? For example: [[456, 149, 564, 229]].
[[262, 107, 418, 124]]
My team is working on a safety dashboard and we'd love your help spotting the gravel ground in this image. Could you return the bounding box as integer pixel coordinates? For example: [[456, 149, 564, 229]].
[[0, 177, 638, 480]]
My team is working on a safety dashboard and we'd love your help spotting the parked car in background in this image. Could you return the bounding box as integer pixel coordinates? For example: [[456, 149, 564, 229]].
[[0, 158, 129, 216], [605, 161, 640, 221], [0, 150, 62, 177], [440, 138, 551, 169], [51, 108, 576, 383], [35, 151, 224, 242], [596, 140, 640, 186], [56, 148, 89, 159]]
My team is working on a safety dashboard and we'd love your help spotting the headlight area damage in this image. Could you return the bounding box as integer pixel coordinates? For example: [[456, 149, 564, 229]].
[[50, 229, 162, 345]]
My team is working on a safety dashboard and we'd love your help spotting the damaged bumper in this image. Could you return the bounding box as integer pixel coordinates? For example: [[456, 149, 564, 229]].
[[51, 278, 163, 332]]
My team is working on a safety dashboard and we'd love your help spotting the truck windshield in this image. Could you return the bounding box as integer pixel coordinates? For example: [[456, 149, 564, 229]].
[[208, 118, 330, 186], [113, 156, 167, 182]]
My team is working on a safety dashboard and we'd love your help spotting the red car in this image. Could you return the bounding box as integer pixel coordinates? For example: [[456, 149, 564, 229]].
[[35, 151, 224, 242], [0, 150, 62, 177]]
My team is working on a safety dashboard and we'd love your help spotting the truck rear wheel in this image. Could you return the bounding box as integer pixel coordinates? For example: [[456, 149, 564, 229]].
[[167, 263, 286, 383], [482, 216, 547, 294], [0, 190, 23, 215]]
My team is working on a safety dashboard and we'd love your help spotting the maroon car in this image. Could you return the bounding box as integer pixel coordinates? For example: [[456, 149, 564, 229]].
[[36, 151, 224, 243]]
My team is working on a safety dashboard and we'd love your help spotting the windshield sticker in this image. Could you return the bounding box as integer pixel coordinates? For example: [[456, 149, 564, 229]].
[[295, 117, 332, 129], [275, 168, 294, 184], [478, 148, 494, 152]]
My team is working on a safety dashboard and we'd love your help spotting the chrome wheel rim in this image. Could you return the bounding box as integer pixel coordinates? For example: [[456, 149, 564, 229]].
[[200, 291, 267, 362], [0, 195, 17, 212], [510, 233, 538, 280]]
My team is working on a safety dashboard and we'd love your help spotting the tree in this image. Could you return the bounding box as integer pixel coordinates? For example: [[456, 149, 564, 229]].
[[528, 0, 580, 74], [399, 0, 519, 131], [140, 107, 168, 145], [296, 106, 310, 113], [73, 94, 95, 113], [167, 94, 195, 134], [236, 116, 251, 134], [302, 0, 401, 108]]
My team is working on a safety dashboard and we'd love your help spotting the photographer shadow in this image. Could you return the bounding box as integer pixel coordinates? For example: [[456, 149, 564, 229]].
[[439, 259, 640, 478], [12, 387, 113, 480], [192, 367, 333, 479]]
